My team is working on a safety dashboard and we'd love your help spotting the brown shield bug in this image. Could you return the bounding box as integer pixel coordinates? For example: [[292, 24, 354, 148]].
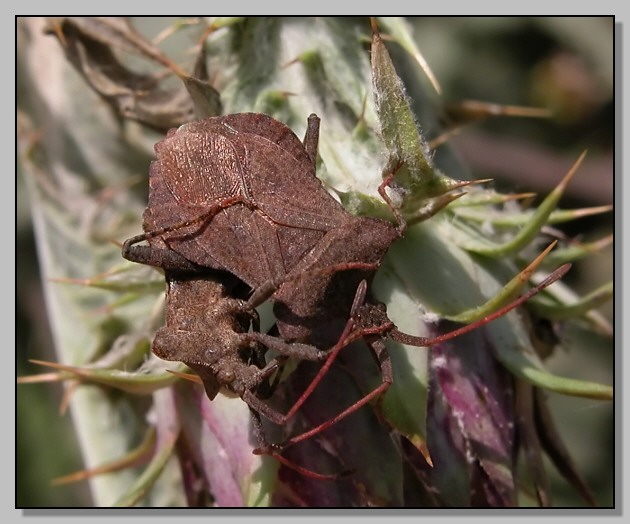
[[121, 112, 570, 480], [122, 112, 352, 288], [120, 112, 404, 478], [152, 267, 360, 480], [122, 111, 402, 346]]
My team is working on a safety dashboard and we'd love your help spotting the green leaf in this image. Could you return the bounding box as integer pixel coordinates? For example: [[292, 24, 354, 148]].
[[370, 20, 459, 209], [18, 17, 177, 505], [454, 152, 587, 256], [486, 314, 612, 400]]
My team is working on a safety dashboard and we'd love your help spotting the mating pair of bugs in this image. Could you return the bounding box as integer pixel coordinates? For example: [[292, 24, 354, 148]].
[[122, 112, 567, 479]]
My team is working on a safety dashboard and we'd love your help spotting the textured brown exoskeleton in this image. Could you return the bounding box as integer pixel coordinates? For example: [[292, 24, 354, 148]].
[[122, 112, 378, 287], [151, 265, 386, 480], [121, 112, 399, 478], [153, 270, 278, 402], [120, 112, 399, 417], [122, 110, 400, 354]]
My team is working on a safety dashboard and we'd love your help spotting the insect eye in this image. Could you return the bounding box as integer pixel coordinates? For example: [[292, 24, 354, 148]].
[[217, 369, 235, 383]]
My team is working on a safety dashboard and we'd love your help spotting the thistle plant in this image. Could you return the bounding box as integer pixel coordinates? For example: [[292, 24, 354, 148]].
[[17, 17, 613, 508]]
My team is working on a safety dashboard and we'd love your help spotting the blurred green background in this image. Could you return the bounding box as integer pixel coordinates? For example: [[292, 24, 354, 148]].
[[16, 17, 614, 508]]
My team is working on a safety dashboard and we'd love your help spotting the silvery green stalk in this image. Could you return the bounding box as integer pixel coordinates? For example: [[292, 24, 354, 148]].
[[17, 17, 612, 507]]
